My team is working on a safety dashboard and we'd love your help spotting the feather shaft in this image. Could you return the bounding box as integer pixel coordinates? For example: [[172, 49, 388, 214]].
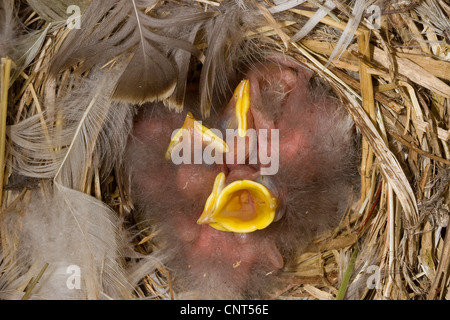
[[53, 85, 102, 183]]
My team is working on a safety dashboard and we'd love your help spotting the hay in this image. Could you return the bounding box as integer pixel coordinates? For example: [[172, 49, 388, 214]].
[[1, 0, 449, 300]]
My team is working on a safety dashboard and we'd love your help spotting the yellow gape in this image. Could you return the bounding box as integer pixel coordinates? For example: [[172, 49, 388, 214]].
[[197, 173, 278, 233]]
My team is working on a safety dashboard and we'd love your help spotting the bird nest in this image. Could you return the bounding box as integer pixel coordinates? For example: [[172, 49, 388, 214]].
[[1, 0, 449, 300]]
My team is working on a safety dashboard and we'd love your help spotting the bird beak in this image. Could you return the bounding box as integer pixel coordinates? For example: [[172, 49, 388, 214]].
[[234, 79, 251, 138], [165, 111, 229, 160], [197, 172, 278, 233]]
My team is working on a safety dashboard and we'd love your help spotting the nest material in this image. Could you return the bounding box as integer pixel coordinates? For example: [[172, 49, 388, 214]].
[[1, 0, 449, 300]]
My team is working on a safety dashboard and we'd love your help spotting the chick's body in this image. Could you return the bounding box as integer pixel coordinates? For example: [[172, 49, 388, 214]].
[[125, 57, 358, 299]]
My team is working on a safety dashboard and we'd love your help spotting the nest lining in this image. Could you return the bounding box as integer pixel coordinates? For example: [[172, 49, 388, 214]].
[[0, 0, 449, 300]]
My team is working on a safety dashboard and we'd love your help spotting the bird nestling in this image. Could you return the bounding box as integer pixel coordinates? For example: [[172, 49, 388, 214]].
[[124, 55, 358, 299]]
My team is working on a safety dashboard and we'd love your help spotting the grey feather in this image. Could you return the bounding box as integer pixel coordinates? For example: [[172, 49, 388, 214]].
[[0, 1, 50, 84], [0, 0, 16, 57], [0, 183, 133, 300], [198, 2, 264, 117], [26, 0, 90, 23], [3, 64, 137, 299], [49, 0, 214, 105]]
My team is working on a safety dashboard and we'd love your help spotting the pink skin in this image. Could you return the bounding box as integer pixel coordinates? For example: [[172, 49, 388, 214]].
[[128, 55, 352, 296], [178, 219, 284, 283], [225, 165, 259, 183], [249, 61, 312, 163], [132, 107, 285, 282], [217, 58, 318, 176], [176, 164, 226, 199], [168, 62, 312, 283], [171, 59, 316, 281], [131, 113, 179, 196], [174, 161, 283, 285]]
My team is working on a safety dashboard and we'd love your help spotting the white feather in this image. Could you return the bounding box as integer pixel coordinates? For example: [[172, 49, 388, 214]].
[[0, 183, 134, 299], [4, 63, 136, 299]]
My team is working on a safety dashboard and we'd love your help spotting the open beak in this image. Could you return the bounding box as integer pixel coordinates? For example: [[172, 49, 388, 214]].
[[197, 172, 278, 233], [165, 111, 229, 160]]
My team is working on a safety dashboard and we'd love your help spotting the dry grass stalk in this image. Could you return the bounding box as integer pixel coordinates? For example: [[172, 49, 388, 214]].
[[0, 58, 11, 205]]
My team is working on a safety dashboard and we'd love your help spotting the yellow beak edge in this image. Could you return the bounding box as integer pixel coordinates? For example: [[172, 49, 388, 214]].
[[197, 172, 278, 233], [234, 79, 251, 138]]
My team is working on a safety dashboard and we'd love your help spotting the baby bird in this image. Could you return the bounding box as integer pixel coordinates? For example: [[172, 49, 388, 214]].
[[124, 55, 358, 299]]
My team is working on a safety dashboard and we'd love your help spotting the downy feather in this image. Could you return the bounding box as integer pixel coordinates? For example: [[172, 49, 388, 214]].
[[0, 183, 134, 299], [3, 64, 136, 298], [164, 23, 202, 113], [0, 0, 51, 84], [198, 2, 264, 117], [0, 0, 16, 57]]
